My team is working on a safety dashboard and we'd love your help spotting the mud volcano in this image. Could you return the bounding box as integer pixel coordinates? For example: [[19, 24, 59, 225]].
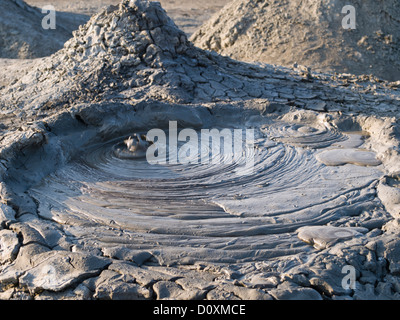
[[191, 0, 400, 81], [1, 0, 400, 300]]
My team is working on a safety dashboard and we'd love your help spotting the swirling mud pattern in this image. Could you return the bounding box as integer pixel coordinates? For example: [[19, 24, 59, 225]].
[[29, 121, 383, 264]]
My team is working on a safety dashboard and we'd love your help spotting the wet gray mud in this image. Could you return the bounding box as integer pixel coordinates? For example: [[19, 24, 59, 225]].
[[1, 0, 400, 300]]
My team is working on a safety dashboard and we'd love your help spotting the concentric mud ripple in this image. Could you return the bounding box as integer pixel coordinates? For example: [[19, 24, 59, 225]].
[[29, 124, 383, 263]]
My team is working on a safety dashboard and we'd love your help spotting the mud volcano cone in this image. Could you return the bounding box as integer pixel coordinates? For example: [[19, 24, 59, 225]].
[[191, 0, 400, 81], [0, 0, 84, 58], [59, 0, 196, 103]]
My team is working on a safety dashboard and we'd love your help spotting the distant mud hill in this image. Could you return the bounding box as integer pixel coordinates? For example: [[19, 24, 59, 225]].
[[191, 0, 400, 81], [1, 0, 400, 301], [0, 0, 87, 58]]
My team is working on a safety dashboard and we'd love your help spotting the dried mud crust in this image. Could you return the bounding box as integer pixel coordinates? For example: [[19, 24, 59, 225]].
[[0, 0, 400, 300], [191, 0, 400, 82]]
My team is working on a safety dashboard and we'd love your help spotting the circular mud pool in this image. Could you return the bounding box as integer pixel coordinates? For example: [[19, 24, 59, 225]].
[[28, 121, 383, 264]]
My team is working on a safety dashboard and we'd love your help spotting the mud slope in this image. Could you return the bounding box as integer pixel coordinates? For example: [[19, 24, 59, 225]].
[[191, 0, 400, 81]]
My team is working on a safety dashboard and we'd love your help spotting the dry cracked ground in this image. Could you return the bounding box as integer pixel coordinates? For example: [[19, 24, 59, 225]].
[[0, 0, 400, 301]]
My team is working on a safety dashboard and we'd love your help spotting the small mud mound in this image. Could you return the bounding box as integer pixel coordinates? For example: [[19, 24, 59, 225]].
[[0, 0, 87, 58], [191, 0, 400, 81], [0, 0, 400, 300]]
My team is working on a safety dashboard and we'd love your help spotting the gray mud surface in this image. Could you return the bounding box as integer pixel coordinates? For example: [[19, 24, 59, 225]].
[[0, 0, 400, 300]]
